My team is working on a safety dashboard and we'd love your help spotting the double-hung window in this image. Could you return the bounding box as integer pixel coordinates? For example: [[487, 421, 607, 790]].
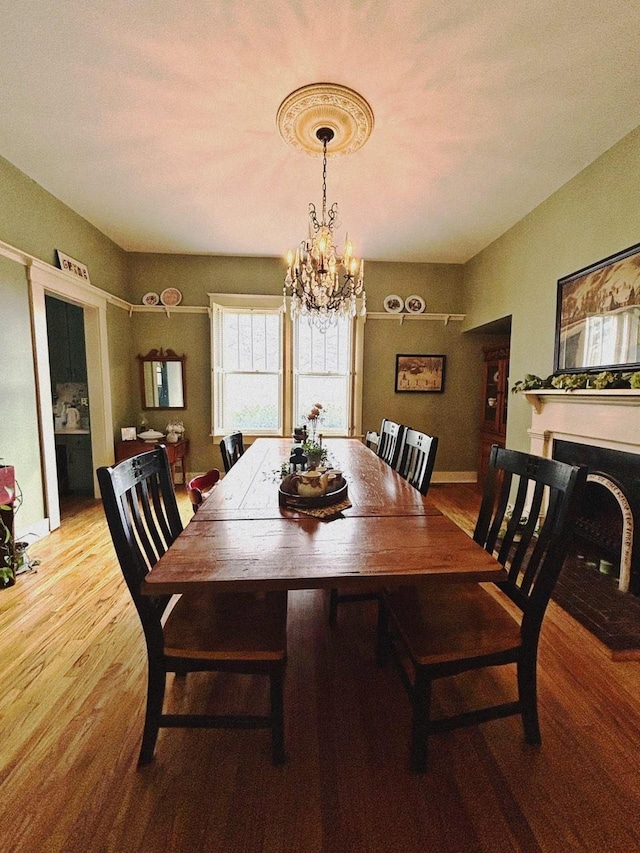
[[212, 296, 283, 436], [293, 316, 351, 433], [210, 293, 363, 439]]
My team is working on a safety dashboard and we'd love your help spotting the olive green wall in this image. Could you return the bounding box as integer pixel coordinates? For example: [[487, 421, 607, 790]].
[[463, 124, 640, 453], [0, 255, 44, 532], [0, 155, 129, 300], [128, 254, 485, 474], [128, 312, 212, 472], [0, 154, 130, 533], [362, 261, 489, 472]]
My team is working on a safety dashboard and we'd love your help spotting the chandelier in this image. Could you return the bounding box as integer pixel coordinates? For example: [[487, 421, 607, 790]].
[[277, 83, 374, 331], [284, 127, 365, 329]]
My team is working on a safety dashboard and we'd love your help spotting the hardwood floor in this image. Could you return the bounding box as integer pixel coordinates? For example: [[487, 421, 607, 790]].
[[2, 485, 640, 852]]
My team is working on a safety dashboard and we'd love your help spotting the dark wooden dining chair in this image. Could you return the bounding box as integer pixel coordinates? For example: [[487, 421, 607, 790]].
[[396, 428, 439, 495], [376, 445, 587, 771], [220, 431, 244, 473], [187, 468, 220, 512], [97, 445, 288, 767], [364, 430, 379, 451], [377, 419, 405, 469]]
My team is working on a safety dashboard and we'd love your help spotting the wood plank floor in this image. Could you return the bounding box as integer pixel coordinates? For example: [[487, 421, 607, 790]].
[[1, 485, 640, 852]]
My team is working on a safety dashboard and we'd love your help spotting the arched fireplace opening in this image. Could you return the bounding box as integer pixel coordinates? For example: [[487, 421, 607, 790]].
[[553, 440, 639, 595]]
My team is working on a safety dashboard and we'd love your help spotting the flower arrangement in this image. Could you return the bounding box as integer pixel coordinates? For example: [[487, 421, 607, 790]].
[[512, 371, 640, 394], [302, 403, 325, 442]]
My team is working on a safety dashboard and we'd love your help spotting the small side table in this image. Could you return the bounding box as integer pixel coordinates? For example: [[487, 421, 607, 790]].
[[115, 439, 189, 484]]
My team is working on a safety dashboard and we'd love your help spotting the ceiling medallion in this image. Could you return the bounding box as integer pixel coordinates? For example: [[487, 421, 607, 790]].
[[276, 82, 374, 157]]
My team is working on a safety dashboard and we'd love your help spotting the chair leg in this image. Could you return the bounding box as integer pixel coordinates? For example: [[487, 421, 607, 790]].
[[410, 669, 432, 773], [270, 665, 286, 766], [328, 588, 339, 625], [375, 598, 389, 667], [518, 656, 541, 744], [139, 659, 166, 766]]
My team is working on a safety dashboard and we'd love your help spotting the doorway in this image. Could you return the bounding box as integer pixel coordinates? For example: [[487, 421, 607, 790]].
[[29, 261, 114, 533], [45, 295, 94, 514]]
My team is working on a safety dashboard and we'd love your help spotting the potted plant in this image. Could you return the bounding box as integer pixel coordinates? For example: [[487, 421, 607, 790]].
[[302, 438, 327, 469], [0, 503, 16, 588]]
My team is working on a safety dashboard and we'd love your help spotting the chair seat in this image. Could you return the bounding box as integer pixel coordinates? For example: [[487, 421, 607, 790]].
[[384, 582, 521, 668], [164, 591, 288, 662]]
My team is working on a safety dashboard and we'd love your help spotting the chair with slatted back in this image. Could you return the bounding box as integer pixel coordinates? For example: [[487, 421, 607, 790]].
[[376, 445, 587, 772], [377, 419, 405, 469], [220, 432, 244, 473], [396, 428, 439, 495], [97, 445, 288, 767], [364, 430, 379, 451], [187, 468, 220, 513]]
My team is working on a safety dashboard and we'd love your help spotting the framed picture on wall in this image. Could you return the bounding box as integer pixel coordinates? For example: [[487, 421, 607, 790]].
[[554, 240, 640, 373], [395, 354, 446, 393]]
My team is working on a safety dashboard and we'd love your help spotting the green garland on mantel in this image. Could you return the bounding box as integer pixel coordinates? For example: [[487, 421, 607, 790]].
[[512, 371, 640, 393]]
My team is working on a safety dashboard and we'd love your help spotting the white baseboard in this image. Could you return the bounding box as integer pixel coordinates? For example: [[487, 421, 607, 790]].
[[15, 517, 50, 545]]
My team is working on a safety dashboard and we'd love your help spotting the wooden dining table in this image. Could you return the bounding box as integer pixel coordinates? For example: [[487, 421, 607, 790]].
[[142, 438, 504, 597]]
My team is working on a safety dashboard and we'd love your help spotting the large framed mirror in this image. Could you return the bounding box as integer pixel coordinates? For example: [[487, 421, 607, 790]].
[[138, 348, 186, 409]]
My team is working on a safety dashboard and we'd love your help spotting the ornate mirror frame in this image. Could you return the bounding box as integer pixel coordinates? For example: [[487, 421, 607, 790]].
[[137, 348, 186, 410]]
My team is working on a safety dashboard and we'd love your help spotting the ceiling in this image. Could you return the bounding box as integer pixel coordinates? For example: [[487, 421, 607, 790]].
[[1, 0, 640, 264]]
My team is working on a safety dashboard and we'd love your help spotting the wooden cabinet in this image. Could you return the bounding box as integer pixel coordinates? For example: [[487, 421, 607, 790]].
[[478, 345, 510, 488], [115, 439, 189, 484], [45, 296, 87, 384], [55, 434, 94, 494]]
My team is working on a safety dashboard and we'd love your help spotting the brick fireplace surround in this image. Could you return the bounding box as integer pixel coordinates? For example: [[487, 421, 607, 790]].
[[525, 389, 640, 659]]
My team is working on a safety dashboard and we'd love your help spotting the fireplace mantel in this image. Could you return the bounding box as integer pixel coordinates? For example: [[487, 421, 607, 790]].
[[524, 389, 640, 457], [524, 388, 640, 415]]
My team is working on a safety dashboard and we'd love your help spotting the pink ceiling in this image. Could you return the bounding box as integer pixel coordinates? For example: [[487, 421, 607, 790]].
[[1, 0, 639, 263]]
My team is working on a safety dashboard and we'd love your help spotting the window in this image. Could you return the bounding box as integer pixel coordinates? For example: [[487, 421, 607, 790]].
[[212, 298, 283, 435], [210, 294, 363, 438], [294, 316, 351, 433]]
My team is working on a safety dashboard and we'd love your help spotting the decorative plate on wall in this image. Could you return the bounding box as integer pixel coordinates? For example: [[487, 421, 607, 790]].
[[384, 294, 404, 313], [160, 288, 182, 307], [142, 292, 160, 306], [405, 295, 426, 314]]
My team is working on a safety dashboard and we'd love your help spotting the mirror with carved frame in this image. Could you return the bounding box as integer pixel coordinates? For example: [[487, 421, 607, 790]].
[[138, 348, 186, 410]]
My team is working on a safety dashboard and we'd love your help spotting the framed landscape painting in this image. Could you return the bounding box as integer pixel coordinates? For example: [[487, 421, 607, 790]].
[[554, 241, 640, 373], [395, 354, 446, 393]]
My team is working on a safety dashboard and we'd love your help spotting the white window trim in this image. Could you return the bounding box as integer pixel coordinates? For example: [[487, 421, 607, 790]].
[[208, 293, 364, 441]]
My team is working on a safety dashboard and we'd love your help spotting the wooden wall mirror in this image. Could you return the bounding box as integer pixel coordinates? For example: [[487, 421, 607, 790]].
[[138, 348, 186, 410]]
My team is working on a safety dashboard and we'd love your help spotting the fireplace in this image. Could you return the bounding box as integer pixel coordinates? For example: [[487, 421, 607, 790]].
[[553, 440, 638, 594], [524, 389, 640, 656], [525, 387, 640, 596]]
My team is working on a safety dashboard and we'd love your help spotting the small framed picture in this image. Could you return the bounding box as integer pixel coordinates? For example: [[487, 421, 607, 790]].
[[56, 250, 91, 284], [395, 354, 446, 393], [121, 426, 137, 441]]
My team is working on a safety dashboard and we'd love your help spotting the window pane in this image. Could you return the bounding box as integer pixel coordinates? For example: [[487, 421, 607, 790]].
[[297, 376, 348, 431], [295, 316, 351, 432], [296, 319, 349, 373], [222, 374, 280, 430], [222, 314, 239, 370]]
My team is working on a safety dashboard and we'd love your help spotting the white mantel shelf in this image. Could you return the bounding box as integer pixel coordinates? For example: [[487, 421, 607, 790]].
[[524, 389, 640, 415]]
